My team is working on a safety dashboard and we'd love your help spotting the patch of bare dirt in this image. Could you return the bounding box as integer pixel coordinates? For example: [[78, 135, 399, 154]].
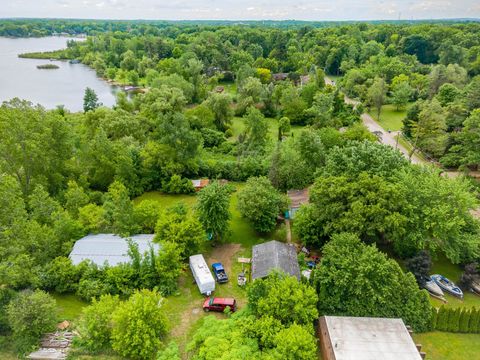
[[206, 243, 241, 273]]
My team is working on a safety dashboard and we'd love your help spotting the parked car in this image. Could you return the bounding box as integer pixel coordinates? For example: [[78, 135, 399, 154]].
[[203, 297, 237, 313], [212, 262, 228, 283]]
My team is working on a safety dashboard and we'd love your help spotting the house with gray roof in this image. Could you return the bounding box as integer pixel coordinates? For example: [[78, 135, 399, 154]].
[[251, 240, 300, 280], [69, 234, 159, 267]]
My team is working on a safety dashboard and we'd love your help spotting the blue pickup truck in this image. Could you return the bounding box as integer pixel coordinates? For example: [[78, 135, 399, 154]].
[[212, 263, 228, 283]]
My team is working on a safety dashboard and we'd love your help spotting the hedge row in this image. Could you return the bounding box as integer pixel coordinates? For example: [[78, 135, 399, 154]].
[[432, 306, 480, 333]]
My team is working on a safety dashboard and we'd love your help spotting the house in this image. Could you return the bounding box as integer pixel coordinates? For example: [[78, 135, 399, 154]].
[[251, 240, 300, 280], [191, 179, 210, 191], [272, 72, 289, 81], [69, 234, 159, 267], [318, 316, 425, 360], [287, 188, 309, 219]]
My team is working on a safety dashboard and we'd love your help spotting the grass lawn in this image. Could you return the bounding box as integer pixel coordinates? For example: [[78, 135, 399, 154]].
[[52, 293, 89, 321], [370, 103, 410, 131], [414, 332, 480, 360], [230, 116, 304, 144], [395, 134, 428, 162]]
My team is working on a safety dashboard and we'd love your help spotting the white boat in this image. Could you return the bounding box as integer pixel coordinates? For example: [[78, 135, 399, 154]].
[[423, 276, 444, 297], [431, 274, 463, 299]]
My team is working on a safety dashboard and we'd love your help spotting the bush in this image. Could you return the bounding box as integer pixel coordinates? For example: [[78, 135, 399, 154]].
[[6, 290, 57, 353], [111, 289, 168, 360], [162, 175, 194, 194], [41, 256, 80, 293], [75, 295, 121, 352]]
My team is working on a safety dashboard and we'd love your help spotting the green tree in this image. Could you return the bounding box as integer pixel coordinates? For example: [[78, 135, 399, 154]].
[[278, 116, 291, 140], [367, 77, 386, 120], [239, 107, 269, 156], [405, 250, 432, 287], [459, 308, 471, 333], [111, 289, 168, 360], [237, 176, 287, 233], [154, 204, 205, 259], [133, 200, 161, 233], [436, 306, 448, 331], [391, 81, 412, 110], [411, 99, 447, 158], [7, 290, 57, 353], [64, 180, 90, 217], [83, 87, 101, 112], [313, 233, 432, 332], [247, 272, 318, 325], [271, 324, 317, 360], [196, 182, 232, 243], [103, 181, 138, 236], [76, 294, 121, 352], [28, 185, 61, 225], [205, 93, 233, 131]]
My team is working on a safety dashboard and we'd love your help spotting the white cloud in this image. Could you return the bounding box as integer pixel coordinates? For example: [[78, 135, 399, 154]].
[[1, 0, 479, 20]]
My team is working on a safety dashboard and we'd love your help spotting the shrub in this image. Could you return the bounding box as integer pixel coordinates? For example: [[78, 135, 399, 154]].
[[6, 290, 57, 353], [41, 256, 80, 293], [162, 175, 194, 194], [75, 295, 121, 352], [111, 289, 168, 360], [459, 308, 471, 333]]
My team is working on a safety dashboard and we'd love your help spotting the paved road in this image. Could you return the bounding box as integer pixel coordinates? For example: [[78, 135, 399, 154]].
[[325, 76, 424, 164]]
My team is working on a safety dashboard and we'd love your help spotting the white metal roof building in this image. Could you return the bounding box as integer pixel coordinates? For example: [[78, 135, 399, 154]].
[[318, 316, 424, 360], [69, 234, 159, 267]]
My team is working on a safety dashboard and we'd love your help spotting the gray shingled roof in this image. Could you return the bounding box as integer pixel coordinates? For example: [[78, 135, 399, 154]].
[[69, 234, 159, 267], [251, 240, 300, 280]]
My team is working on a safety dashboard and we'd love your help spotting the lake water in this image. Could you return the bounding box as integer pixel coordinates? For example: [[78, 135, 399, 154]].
[[0, 36, 118, 112]]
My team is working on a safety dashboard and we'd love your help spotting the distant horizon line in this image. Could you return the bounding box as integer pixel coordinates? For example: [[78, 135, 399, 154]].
[[1, 17, 480, 22]]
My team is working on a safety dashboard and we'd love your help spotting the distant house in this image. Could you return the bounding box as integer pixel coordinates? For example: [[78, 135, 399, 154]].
[[318, 316, 425, 360], [69, 234, 159, 267], [272, 72, 289, 81], [287, 188, 309, 219], [300, 75, 310, 86], [214, 86, 225, 93], [191, 179, 210, 191], [251, 240, 300, 280]]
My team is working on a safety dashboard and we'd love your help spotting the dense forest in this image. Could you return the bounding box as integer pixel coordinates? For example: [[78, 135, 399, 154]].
[[1, 19, 480, 359]]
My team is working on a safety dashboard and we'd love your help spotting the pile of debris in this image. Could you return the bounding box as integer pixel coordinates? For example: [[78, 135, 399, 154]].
[[27, 321, 75, 360]]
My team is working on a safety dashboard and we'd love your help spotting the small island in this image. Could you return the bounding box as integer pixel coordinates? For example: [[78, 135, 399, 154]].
[[36, 64, 59, 70]]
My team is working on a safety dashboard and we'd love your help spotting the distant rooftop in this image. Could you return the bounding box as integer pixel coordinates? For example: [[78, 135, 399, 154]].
[[251, 240, 300, 280], [319, 316, 422, 360], [69, 234, 158, 267]]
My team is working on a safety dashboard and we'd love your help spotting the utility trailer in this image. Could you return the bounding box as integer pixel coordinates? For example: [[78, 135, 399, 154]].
[[189, 254, 215, 295]]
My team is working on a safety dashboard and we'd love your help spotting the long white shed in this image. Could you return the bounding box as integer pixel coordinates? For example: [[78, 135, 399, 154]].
[[189, 254, 215, 295]]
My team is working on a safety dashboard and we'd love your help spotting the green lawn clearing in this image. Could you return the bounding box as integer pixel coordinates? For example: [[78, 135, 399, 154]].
[[370, 103, 410, 131], [52, 293, 89, 321], [414, 332, 480, 360]]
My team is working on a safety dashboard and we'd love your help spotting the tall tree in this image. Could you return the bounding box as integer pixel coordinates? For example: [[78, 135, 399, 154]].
[[196, 182, 232, 243], [83, 87, 101, 112], [367, 77, 386, 121], [313, 233, 432, 332], [103, 181, 138, 236], [237, 176, 287, 233]]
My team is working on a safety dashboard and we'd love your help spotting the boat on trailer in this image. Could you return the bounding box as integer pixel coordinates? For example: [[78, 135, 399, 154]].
[[431, 274, 463, 299], [423, 276, 445, 297]]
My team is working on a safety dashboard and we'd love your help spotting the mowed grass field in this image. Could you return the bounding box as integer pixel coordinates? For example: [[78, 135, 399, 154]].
[[414, 332, 480, 360], [370, 103, 411, 131]]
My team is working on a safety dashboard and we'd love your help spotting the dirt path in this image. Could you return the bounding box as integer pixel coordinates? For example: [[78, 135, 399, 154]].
[[285, 219, 292, 243]]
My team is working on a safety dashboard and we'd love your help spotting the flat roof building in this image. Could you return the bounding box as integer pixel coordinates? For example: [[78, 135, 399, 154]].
[[69, 234, 159, 267], [251, 240, 300, 280], [318, 316, 424, 360]]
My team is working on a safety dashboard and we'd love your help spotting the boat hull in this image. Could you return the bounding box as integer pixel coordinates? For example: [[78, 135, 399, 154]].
[[431, 274, 463, 299]]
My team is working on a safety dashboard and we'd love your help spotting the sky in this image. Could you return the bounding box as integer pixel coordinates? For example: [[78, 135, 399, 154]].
[[1, 0, 480, 21]]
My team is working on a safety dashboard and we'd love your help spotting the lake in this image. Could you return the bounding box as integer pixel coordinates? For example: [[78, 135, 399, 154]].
[[0, 36, 118, 112]]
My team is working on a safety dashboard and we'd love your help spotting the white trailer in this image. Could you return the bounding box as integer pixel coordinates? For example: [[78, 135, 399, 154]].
[[189, 254, 215, 295]]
